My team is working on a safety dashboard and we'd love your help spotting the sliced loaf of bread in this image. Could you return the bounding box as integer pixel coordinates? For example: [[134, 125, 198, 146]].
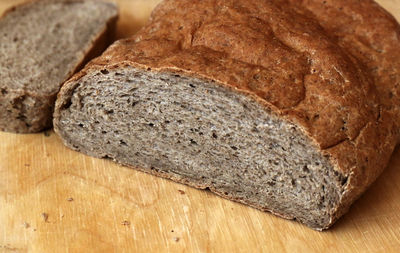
[[53, 0, 400, 230], [0, 0, 118, 133]]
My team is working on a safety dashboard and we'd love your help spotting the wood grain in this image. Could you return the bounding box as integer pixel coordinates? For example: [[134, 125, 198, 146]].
[[1, 0, 400, 252]]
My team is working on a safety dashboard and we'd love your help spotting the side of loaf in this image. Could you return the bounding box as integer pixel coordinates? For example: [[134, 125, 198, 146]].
[[53, 0, 400, 230], [0, 0, 118, 133]]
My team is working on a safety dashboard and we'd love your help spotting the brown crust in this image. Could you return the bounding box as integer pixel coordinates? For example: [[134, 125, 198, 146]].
[[0, 0, 119, 133], [54, 0, 400, 229]]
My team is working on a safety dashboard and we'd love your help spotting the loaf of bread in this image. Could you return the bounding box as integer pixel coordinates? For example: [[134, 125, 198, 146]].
[[53, 0, 400, 230], [0, 0, 118, 133]]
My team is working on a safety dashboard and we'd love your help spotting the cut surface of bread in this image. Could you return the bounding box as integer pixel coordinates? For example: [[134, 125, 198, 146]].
[[0, 0, 118, 133], [56, 67, 346, 229], [54, 0, 400, 230]]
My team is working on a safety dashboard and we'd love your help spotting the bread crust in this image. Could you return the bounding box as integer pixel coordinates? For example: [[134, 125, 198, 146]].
[[54, 0, 400, 229], [0, 0, 118, 133]]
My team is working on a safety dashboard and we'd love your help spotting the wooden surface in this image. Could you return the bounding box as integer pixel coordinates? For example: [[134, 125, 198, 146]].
[[1, 0, 400, 252]]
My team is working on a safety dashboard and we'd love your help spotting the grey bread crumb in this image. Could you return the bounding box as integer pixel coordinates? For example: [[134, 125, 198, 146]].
[[0, 0, 118, 133], [55, 67, 345, 229]]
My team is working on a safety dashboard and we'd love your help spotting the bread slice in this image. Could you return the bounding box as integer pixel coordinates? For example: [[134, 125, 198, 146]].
[[53, 0, 400, 230], [0, 0, 118, 133]]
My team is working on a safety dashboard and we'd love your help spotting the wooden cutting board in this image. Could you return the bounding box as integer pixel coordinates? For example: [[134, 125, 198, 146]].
[[1, 0, 400, 252]]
